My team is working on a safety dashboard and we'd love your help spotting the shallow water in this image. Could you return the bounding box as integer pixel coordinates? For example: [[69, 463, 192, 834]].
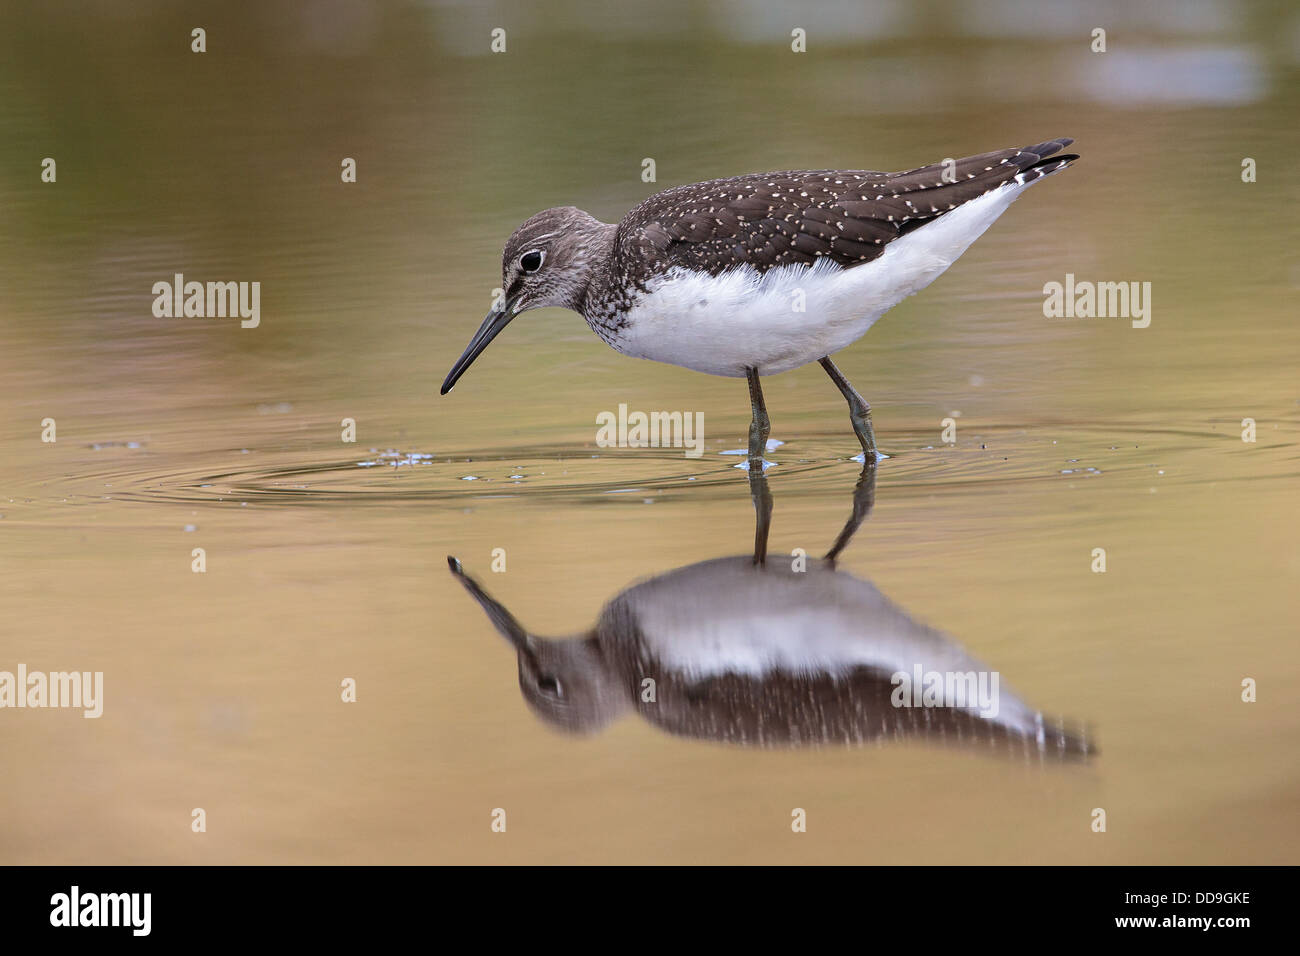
[[1, 2, 1297, 864]]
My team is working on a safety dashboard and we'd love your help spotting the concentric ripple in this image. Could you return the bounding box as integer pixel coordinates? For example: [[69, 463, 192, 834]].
[[20, 418, 1285, 515]]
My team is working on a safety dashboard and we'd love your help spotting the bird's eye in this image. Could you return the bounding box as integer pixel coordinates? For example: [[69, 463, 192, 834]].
[[537, 675, 563, 697], [519, 250, 544, 273]]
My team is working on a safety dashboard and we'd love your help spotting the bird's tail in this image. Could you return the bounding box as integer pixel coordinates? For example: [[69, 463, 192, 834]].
[[1013, 137, 1080, 185]]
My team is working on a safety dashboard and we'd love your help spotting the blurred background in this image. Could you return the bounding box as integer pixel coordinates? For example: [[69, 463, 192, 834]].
[[0, 0, 1296, 863]]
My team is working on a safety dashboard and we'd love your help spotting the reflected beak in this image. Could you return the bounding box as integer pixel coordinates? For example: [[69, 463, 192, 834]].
[[440, 298, 517, 395], [446, 556, 532, 652]]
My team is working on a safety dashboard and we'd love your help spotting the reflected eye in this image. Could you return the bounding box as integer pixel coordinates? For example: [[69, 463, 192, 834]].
[[537, 675, 563, 697], [519, 250, 544, 273]]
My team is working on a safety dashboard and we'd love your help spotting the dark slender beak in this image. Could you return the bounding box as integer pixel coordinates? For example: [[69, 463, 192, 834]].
[[440, 300, 517, 395], [446, 556, 531, 652]]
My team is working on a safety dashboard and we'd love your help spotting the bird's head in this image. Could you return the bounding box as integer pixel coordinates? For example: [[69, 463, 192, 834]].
[[513, 633, 627, 735], [445, 556, 628, 735], [440, 207, 614, 394]]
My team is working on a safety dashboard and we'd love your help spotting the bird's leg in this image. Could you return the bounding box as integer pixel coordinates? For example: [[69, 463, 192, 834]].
[[824, 458, 877, 565], [819, 356, 876, 460], [748, 468, 773, 566], [745, 367, 770, 466]]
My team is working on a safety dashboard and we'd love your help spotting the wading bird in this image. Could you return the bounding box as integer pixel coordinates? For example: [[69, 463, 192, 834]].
[[442, 139, 1078, 463]]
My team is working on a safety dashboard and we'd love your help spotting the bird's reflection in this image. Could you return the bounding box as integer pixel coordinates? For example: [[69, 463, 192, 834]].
[[449, 462, 1093, 760]]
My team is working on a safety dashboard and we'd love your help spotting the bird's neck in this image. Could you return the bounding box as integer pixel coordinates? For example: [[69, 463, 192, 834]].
[[572, 221, 619, 316]]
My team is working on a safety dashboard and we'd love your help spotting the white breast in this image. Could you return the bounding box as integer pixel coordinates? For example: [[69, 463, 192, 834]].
[[620, 557, 1041, 728], [614, 181, 1030, 377], [629, 562, 981, 680]]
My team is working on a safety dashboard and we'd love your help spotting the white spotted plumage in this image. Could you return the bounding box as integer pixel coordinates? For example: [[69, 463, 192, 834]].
[[612, 177, 1039, 377]]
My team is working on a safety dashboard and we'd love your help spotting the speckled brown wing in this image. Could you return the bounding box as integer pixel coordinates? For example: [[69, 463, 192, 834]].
[[616, 138, 1077, 277], [634, 667, 1093, 756]]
